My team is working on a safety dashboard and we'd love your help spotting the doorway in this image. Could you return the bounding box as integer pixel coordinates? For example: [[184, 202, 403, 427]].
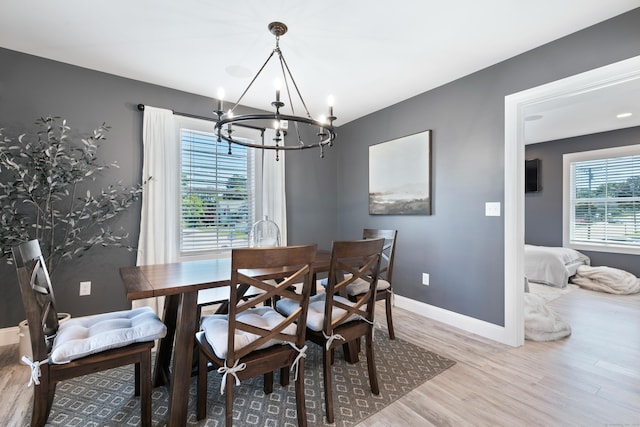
[[503, 55, 640, 347]]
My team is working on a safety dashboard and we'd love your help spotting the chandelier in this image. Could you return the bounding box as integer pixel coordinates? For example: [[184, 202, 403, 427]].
[[214, 22, 337, 160]]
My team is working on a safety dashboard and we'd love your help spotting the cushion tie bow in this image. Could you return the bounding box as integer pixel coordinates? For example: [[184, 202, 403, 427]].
[[285, 343, 308, 381], [217, 358, 246, 395], [322, 331, 345, 351], [22, 355, 48, 387]]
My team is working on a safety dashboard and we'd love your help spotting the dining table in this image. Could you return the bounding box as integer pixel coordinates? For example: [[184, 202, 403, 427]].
[[120, 249, 361, 427]]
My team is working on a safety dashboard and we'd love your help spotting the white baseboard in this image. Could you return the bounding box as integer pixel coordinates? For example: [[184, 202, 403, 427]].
[[0, 326, 20, 347], [395, 295, 512, 345]]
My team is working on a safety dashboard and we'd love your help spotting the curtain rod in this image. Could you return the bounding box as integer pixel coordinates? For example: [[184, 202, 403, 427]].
[[137, 103, 265, 131]]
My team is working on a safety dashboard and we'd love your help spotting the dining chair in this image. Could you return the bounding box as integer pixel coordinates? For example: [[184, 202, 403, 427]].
[[12, 239, 167, 427], [195, 244, 317, 427], [347, 229, 398, 339], [276, 238, 385, 424], [319, 230, 398, 339]]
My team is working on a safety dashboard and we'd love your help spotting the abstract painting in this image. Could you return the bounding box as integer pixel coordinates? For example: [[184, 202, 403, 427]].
[[369, 130, 432, 215]]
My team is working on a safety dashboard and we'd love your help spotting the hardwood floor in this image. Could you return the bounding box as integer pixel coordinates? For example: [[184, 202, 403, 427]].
[[361, 287, 640, 427], [1, 287, 638, 426]]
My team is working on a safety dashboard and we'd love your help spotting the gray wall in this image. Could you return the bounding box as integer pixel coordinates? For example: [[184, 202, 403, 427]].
[[284, 135, 339, 251], [335, 8, 640, 326], [525, 126, 640, 276], [0, 48, 337, 328], [1, 8, 639, 330]]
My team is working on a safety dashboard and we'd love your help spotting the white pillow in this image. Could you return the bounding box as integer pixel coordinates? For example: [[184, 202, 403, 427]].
[[276, 293, 360, 332], [201, 306, 297, 360], [50, 307, 167, 364]]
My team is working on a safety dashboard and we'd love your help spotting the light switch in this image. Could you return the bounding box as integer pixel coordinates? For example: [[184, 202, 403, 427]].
[[485, 202, 501, 216]]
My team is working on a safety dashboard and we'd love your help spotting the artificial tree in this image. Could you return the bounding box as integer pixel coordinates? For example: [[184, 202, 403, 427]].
[[0, 116, 144, 274]]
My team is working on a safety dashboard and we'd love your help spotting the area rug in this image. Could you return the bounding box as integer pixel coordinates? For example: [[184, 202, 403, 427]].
[[32, 333, 455, 426]]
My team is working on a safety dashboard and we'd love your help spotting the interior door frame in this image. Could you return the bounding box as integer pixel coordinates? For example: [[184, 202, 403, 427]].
[[503, 55, 640, 347]]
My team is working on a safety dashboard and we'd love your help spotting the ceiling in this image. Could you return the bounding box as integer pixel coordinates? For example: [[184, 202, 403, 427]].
[[523, 72, 640, 144], [1, 1, 639, 140]]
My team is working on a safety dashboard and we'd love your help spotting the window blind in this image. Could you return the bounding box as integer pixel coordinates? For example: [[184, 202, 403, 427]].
[[180, 129, 254, 255], [570, 153, 640, 247]]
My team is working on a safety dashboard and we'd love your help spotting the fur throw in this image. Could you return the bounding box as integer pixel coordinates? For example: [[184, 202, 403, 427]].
[[572, 265, 640, 295], [524, 293, 571, 341]]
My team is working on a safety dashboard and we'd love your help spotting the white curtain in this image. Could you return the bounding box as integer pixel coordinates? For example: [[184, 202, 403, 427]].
[[133, 112, 286, 313], [257, 129, 287, 244], [133, 106, 178, 314]]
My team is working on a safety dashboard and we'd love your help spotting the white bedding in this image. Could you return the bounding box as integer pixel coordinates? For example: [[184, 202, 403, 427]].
[[524, 245, 590, 288], [524, 293, 571, 341], [572, 265, 640, 294]]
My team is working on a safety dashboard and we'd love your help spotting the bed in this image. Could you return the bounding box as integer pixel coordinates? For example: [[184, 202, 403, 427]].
[[524, 244, 590, 288]]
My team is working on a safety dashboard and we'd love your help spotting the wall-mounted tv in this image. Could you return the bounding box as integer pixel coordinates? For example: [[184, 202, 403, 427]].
[[525, 159, 541, 193]]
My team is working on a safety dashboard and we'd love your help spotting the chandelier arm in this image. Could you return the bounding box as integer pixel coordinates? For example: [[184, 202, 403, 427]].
[[293, 120, 305, 146], [278, 51, 313, 119], [231, 49, 277, 113], [278, 52, 296, 117], [276, 52, 305, 145]]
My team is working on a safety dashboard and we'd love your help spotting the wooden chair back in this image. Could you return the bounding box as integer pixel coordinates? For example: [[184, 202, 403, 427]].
[[196, 244, 317, 426], [323, 238, 385, 335], [13, 239, 60, 362], [363, 229, 397, 285], [13, 239, 160, 427], [227, 244, 317, 364]]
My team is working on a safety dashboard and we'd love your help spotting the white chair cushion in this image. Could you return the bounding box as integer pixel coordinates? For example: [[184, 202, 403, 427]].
[[201, 306, 297, 360], [276, 293, 360, 332], [50, 307, 167, 364], [319, 276, 390, 296], [346, 277, 390, 295]]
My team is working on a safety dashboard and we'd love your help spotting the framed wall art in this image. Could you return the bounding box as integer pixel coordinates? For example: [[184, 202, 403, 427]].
[[369, 130, 432, 215]]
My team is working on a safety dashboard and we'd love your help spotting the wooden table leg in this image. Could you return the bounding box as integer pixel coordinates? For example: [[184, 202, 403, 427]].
[[154, 295, 179, 387], [167, 291, 198, 427]]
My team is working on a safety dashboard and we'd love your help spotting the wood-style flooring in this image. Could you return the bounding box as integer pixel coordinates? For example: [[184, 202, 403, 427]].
[[1, 286, 638, 426]]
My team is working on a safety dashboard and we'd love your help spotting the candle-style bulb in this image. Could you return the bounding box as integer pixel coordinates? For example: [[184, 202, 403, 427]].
[[226, 109, 233, 132], [217, 87, 225, 112], [274, 79, 281, 103], [327, 95, 334, 117]]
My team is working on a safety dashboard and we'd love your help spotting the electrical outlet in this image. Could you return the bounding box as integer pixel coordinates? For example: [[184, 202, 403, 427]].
[[79, 281, 91, 296], [422, 273, 430, 286]]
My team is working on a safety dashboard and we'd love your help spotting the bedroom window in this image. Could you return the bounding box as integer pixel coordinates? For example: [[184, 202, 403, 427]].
[[179, 117, 257, 258], [563, 144, 640, 255]]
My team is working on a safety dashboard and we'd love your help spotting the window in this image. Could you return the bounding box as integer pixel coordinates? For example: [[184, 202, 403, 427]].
[[564, 144, 640, 254], [178, 117, 259, 258]]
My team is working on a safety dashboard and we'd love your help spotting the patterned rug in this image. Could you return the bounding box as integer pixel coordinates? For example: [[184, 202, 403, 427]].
[[33, 333, 455, 426]]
